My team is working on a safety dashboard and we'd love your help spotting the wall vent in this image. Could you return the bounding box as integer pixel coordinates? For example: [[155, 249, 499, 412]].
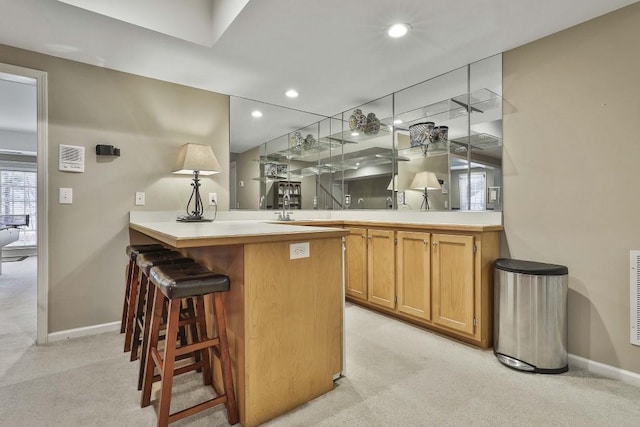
[[630, 251, 640, 346], [59, 144, 85, 173]]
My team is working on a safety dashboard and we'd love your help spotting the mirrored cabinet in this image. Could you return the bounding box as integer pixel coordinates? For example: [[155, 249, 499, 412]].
[[230, 54, 502, 212]]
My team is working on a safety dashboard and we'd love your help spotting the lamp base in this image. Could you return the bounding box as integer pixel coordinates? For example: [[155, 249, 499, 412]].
[[176, 215, 213, 223]]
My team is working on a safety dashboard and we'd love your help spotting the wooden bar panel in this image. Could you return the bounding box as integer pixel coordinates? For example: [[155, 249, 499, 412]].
[[243, 237, 343, 426], [180, 245, 247, 424]]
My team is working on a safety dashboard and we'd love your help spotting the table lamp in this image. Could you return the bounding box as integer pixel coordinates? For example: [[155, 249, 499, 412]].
[[173, 143, 221, 222], [387, 175, 398, 192], [409, 171, 441, 210]]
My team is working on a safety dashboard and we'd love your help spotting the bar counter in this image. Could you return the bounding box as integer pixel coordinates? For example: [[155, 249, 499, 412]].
[[129, 217, 347, 427]]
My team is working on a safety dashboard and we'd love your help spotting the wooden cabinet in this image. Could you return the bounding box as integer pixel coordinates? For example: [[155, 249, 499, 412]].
[[431, 233, 475, 335], [366, 229, 395, 309], [344, 228, 367, 301], [344, 228, 395, 308], [396, 231, 431, 321], [343, 223, 499, 348]]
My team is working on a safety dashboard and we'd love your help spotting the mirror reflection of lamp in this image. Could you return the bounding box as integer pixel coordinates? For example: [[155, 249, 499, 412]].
[[409, 171, 441, 210], [387, 175, 406, 207], [173, 143, 221, 222]]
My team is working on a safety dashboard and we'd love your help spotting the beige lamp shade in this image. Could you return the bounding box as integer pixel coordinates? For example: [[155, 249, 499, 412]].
[[409, 171, 441, 191], [387, 175, 398, 191], [172, 143, 221, 175]]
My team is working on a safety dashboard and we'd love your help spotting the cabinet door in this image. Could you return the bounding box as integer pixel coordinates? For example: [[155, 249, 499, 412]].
[[367, 229, 395, 309], [397, 231, 431, 321], [345, 228, 367, 301], [431, 234, 475, 335]]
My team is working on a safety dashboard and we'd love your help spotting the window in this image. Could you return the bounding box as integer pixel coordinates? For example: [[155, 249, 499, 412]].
[[1, 170, 37, 247], [459, 171, 486, 211]]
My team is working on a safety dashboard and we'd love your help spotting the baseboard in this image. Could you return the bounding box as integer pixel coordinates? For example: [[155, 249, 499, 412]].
[[569, 353, 640, 387], [47, 321, 120, 343]]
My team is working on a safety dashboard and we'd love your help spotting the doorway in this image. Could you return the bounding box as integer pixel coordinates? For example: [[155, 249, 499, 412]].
[[230, 160, 237, 209], [0, 63, 48, 344]]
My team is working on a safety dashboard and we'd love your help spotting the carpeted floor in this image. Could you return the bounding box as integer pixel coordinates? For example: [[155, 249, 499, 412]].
[[1, 258, 640, 426]]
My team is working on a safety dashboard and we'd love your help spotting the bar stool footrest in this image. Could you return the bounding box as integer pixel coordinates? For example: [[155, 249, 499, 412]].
[[168, 395, 228, 424]]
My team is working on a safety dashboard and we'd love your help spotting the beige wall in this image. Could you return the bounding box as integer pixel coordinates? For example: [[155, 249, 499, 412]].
[[0, 44, 229, 332], [503, 3, 640, 373]]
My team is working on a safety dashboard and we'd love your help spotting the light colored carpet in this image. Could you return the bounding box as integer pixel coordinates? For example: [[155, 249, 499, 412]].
[[1, 261, 640, 426]]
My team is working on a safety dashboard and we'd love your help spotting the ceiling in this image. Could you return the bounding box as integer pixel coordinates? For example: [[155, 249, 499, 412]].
[[0, 0, 636, 153]]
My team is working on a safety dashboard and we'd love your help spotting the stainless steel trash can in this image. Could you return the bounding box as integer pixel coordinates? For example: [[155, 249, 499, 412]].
[[494, 258, 568, 373]]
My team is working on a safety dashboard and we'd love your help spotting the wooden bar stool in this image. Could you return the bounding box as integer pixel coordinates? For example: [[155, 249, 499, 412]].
[[129, 251, 195, 362], [141, 263, 239, 426], [123, 246, 175, 352], [132, 253, 197, 390], [121, 244, 167, 335]]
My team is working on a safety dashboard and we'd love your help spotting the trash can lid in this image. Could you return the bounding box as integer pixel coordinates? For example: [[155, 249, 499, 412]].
[[494, 258, 568, 276]]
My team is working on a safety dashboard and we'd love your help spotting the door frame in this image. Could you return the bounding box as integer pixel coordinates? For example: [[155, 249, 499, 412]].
[[0, 62, 49, 344]]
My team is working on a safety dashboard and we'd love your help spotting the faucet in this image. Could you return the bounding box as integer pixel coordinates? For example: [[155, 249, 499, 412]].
[[277, 193, 292, 221], [386, 196, 393, 209], [357, 197, 365, 208]]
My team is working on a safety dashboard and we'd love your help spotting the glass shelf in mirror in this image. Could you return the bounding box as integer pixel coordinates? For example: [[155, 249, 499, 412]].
[[394, 88, 501, 130], [289, 150, 408, 178], [252, 153, 289, 165], [252, 175, 289, 183], [449, 132, 502, 153], [319, 124, 392, 146]]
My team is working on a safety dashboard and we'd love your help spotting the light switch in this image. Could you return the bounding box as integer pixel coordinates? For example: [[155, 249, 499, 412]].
[[59, 188, 73, 204], [135, 192, 145, 206]]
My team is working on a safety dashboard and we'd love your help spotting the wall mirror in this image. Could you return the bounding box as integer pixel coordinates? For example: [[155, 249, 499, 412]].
[[230, 98, 328, 210], [230, 54, 502, 212]]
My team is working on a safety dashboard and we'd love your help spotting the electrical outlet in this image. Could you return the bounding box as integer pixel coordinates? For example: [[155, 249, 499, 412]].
[[59, 188, 73, 204], [208, 192, 217, 206], [135, 192, 145, 206], [290, 242, 310, 260]]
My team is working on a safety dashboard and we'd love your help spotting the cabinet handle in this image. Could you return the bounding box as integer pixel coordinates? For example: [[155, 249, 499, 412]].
[[432, 242, 438, 247]]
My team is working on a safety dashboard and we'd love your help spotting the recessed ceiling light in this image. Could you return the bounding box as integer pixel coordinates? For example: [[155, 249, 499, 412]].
[[351, 132, 359, 137], [393, 119, 403, 125], [387, 23, 411, 38], [251, 110, 263, 118], [285, 89, 299, 98]]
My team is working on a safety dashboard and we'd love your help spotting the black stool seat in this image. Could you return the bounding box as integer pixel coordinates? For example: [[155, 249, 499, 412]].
[[126, 244, 166, 258], [150, 264, 230, 299], [136, 252, 195, 276]]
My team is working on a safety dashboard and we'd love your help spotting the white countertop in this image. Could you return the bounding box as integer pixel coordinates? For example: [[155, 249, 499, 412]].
[[130, 219, 342, 239], [130, 209, 502, 226], [129, 216, 347, 247]]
